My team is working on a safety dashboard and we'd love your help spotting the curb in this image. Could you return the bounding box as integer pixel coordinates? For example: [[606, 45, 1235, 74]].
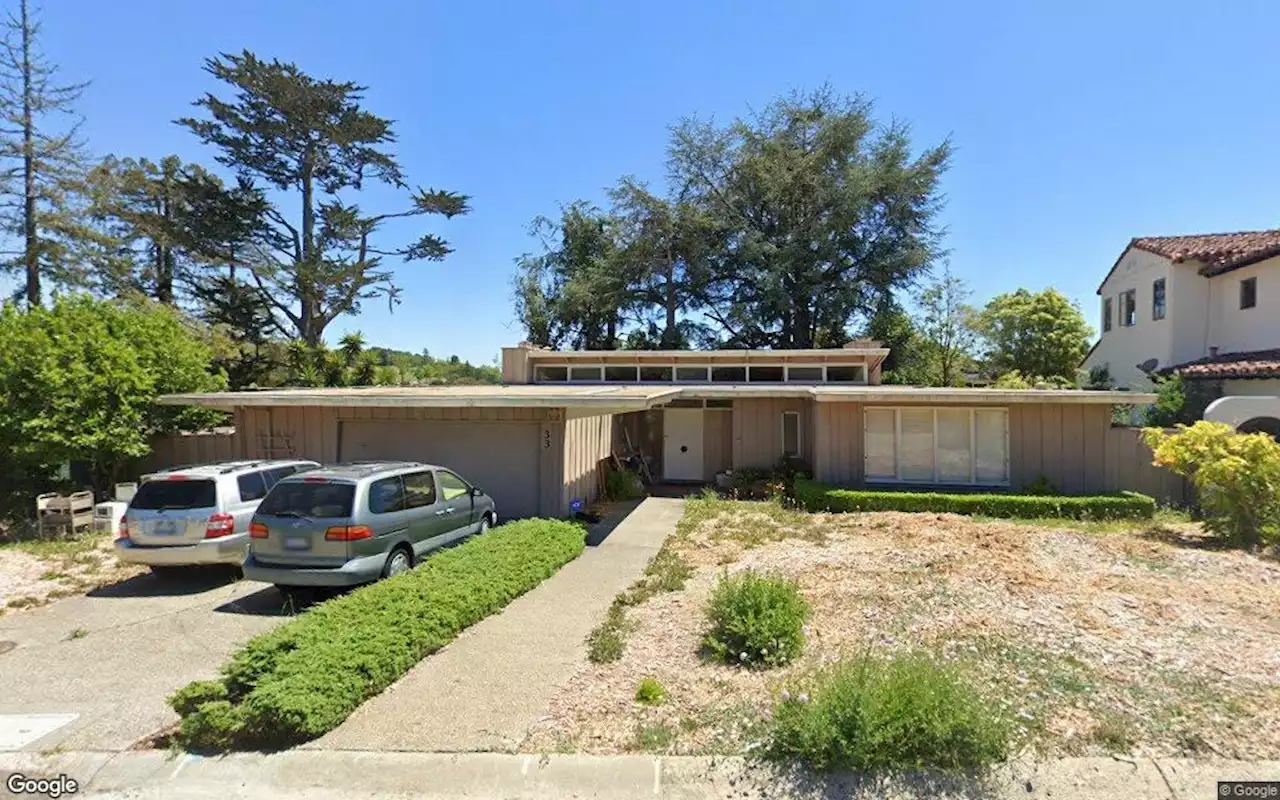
[[0, 750, 1277, 799]]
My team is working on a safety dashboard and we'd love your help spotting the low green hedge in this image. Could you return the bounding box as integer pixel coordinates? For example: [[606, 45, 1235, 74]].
[[794, 479, 1155, 520], [170, 518, 586, 751]]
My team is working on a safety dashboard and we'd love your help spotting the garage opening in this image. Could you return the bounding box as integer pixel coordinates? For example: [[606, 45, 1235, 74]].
[[339, 420, 541, 519]]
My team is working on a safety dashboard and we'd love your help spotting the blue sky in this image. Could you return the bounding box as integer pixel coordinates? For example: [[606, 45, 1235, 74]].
[[22, 0, 1280, 364]]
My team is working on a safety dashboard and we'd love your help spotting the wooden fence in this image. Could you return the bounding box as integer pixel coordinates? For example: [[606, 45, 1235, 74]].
[[137, 428, 240, 476], [1103, 426, 1192, 506]]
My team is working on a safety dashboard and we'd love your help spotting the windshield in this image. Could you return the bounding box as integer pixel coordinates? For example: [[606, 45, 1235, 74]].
[[257, 481, 355, 518], [129, 479, 217, 511]]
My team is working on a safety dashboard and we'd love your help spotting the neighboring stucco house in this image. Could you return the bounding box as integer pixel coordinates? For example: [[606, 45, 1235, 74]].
[[1084, 229, 1280, 395], [160, 341, 1152, 518]]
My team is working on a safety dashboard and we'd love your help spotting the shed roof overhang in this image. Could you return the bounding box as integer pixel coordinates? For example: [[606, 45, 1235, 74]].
[[157, 385, 684, 412], [160, 384, 1154, 411]]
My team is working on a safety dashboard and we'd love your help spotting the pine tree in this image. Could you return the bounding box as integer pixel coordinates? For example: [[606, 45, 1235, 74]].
[[0, 0, 93, 306]]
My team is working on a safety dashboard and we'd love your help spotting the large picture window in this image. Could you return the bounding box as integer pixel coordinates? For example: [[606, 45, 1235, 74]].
[[864, 407, 1009, 486]]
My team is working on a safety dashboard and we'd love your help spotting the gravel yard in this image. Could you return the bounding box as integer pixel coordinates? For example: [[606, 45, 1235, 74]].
[[523, 498, 1280, 760], [0, 531, 143, 612]]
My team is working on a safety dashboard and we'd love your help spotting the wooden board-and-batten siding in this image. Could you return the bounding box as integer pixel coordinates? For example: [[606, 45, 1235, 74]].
[[732, 398, 813, 471], [209, 405, 596, 517], [561, 413, 613, 511]]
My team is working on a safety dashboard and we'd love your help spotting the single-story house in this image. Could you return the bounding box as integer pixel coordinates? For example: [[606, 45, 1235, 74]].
[[159, 341, 1156, 518]]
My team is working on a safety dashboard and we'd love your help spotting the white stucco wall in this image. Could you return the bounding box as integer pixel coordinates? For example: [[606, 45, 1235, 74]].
[[1221, 378, 1280, 397], [1205, 255, 1280, 355], [1169, 260, 1210, 366], [1085, 247, 1174, 390]]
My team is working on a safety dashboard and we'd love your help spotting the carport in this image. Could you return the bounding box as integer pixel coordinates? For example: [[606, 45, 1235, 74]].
[[158, 385, 679, 519]]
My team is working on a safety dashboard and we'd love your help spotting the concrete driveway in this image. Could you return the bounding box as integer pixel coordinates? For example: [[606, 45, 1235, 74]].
[[0, 569, 294, 752]]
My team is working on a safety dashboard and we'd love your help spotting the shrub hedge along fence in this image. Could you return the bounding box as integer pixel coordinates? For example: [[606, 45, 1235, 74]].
[[169, 518, 586, 751], [794, 479, 1155, 520]]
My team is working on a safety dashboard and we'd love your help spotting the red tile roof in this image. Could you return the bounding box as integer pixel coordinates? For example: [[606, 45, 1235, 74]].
[[1168, 348, 1280, 380], [1098, 229, 1280, 293], [1132, 230, 1280, 276]]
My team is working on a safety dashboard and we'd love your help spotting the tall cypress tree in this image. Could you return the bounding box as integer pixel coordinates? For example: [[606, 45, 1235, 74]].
[[179, 51, 469, 345]]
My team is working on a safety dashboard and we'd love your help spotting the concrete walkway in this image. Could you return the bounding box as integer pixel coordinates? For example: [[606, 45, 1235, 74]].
[[3, 750, 1278, 799], [315, 497, 684, 752]]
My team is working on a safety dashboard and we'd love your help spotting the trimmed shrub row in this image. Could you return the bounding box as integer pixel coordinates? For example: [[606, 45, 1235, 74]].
[[170, 518, 586, 751], [794, 479, 1155, 521]]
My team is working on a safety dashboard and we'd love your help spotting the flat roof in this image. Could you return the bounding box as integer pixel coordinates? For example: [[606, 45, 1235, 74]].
[[160, 384, 1154, 410], [524, 347, 890, 359]]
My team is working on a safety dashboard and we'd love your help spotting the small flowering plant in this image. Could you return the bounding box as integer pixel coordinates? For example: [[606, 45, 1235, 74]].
[[703, 570, 810, 669]]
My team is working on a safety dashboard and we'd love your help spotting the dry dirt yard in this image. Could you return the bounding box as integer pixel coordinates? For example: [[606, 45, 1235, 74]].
[[0, 530, 143, 613], [523, 497, 1280, 760]]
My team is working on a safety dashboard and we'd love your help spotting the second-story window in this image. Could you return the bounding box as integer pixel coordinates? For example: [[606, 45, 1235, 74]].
[[1102, 297, 1113, 332], [1241, 277, 1258, 310], [1152, 278, 1166, 321], [1120, 289, 1136, 327]]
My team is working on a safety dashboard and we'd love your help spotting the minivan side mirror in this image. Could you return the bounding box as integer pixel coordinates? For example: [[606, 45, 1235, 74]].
[[470, 486, 484, 497]]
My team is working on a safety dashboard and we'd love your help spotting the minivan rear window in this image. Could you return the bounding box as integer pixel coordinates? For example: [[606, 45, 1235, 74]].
[[258, 481, 355, 518], [130, 479, 217, 511]]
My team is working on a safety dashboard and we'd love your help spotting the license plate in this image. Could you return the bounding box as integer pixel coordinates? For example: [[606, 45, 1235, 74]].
[[153, 520, 177, 536], [284, 537, 310, 551]]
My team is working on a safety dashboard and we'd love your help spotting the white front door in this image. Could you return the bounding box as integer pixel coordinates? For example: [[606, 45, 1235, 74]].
[[663, 409, 705, 481]]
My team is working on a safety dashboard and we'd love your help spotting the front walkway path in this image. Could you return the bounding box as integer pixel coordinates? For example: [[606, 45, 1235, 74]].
[[314, 497, 684, 752]]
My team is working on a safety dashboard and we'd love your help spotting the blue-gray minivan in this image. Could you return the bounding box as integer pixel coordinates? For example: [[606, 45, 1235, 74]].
[[242, 462, 497, 591]]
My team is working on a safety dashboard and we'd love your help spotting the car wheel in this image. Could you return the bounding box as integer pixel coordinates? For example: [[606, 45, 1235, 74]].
[[382, 547, 412, 579], [478, 515, 491, 535]]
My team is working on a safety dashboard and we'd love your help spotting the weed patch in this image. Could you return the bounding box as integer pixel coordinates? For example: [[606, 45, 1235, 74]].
[[634, 723, 675, 753], [703, 571, 809, 669], [768, 653, 1011, 772], [634, 677, 667, 706]]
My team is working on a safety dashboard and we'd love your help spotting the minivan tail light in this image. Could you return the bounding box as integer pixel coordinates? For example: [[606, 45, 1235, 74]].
[[205, 512, 235, 539], [325, 525, 373, 541], [117, 518, 129, 541], [249, 522, 269, 539]]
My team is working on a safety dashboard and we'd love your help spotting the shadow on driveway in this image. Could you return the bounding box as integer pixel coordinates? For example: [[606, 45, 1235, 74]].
[[88, 566, 241, 598], [214, 584, 333, 617]]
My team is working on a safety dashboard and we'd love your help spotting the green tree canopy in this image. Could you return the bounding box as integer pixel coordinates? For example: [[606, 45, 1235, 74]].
[[0, 295, 225, 501], [85, 154, 267, 304], [668, 86, 951, 348], [974, 288, 1092, 383], [513, 202, 632, 350], [0, 0, 96, 306], [916, 269, 978, 387], [179, 51, 469, 345]]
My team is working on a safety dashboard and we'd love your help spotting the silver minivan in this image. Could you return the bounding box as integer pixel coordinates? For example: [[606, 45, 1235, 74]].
[[115, 459, 319, 572]]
